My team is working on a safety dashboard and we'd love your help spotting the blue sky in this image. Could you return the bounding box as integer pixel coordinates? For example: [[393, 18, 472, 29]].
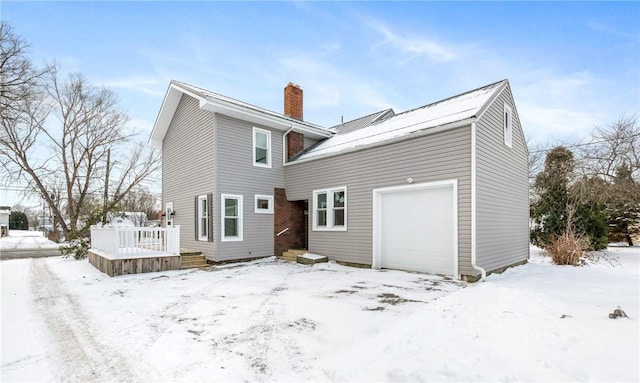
[[1, 1, 639, 205]]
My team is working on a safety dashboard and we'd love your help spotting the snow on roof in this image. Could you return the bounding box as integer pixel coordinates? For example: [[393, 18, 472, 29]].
[[294, 80, 507, 162], [171, 80, 332, 135], [331, 109, 395, 134]]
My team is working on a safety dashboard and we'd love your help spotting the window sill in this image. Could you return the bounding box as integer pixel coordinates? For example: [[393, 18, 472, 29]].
[[312, 227, 347, 232], [221, 237, 243, 242]]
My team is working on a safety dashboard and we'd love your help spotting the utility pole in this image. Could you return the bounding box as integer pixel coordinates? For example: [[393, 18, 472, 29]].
[[103, 148, 110, 224]]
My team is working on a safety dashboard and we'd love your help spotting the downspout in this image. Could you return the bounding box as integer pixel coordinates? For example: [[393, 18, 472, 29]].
[[282, 124, 294, 164], [471, 121, 487, 281]]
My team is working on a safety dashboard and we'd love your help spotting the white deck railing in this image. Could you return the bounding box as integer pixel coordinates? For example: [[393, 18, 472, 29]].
[[90, 226, 181, 258]]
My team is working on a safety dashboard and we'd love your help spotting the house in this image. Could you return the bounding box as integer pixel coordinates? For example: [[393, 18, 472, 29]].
[[148, 79, 529, 281], [0, 206, 10, 237]]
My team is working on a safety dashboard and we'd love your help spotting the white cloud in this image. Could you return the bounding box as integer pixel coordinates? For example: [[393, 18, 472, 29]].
[[362, 16, 457, 62], [586, 22, 638, 43], [94, 75, 165, 97], [277, 54, 396, 126], [517, 101, 598, 145], [127, 117, 155, 136]]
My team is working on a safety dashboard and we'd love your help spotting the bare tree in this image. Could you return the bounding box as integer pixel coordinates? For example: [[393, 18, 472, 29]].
[[576, 116, 640, 182], [118, 187, 159, 226], [0, 24, 160, 238], [0, 22, 53, 119]]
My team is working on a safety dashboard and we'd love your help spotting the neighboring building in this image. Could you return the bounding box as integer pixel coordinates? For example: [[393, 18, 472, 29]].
[[149, 79, 529, 281], [0, 206, 10, 237]]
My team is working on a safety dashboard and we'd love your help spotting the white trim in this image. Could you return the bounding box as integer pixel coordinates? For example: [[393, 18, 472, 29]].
[[200, 97, 332, 139], [252, 127, 272, 168], [503, 103, 513, 148], [197, 195, 209, 241], [372, 180, 459, 279], [312, 186, 347, 231], [282, 125, 294, 165], [471, 122, 486, 281], [221, 194, 243, 242], [475, 81, 508, 121], [254, 194, 274, 214]]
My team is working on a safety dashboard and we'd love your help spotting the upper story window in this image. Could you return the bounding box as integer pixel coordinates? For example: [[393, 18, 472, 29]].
[[253, 127, 271, 168], [313, 186, 347, 231], [221, 194, 243, 242], [504, 103, 513, 148]]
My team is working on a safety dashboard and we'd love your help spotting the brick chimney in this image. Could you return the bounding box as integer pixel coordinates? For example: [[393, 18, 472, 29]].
[[284, 82, 303, 120]]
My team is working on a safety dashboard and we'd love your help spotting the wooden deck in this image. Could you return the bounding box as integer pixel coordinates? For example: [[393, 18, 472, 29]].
[[88, 249, 181, 277]]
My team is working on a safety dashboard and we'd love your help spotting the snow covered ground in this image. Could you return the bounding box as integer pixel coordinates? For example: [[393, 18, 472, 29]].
[[1, 246, 638, 382], [0, 230, 60, 250]]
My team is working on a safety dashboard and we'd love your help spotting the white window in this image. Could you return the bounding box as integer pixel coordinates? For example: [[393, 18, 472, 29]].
[[197, 195, 209, 241], [253, 127, 271, 168], [504, 103, 513, 148], [254, 194, 274, 214], [221, 194, 243, 241], [313, 187, 347, 231]]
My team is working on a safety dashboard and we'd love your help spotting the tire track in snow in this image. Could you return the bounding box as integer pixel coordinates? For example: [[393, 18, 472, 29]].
[[29, 258, 138, 382]]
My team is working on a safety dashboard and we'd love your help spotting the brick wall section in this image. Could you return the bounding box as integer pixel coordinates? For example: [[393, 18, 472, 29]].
[[287, 131, 304, 161], [284, 83, 303, 120], [274, 188, 307, 257]]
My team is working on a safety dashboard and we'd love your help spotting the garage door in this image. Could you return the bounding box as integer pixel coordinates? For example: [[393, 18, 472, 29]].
[[374, 181, 457, 276]]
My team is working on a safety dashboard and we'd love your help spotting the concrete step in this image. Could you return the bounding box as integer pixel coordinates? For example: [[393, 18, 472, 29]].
[[297, 253, 328, 265], [279, 249, 307, 262]]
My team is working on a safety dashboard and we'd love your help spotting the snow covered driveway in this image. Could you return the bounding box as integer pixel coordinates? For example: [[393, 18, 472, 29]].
[[1, 248, 639, 382]]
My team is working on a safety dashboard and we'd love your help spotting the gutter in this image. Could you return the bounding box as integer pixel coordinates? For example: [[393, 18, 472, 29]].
[[202, 97, 332, 139], [282, 124, 294, 165], [471, 121, 487, 281]]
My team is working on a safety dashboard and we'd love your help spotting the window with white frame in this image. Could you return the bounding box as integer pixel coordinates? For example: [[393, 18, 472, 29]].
[[504, 103, 513, 148], [221, 194, 243, 241], [253, 127, 271, 168], [313, 187, 347, 231], [197, 195, 209, 241], [254, 194, 273, 214]]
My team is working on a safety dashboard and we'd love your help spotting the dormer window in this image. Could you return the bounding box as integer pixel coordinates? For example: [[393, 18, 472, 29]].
[[253, 127, 271, 168], [504, 104, 513, 148]]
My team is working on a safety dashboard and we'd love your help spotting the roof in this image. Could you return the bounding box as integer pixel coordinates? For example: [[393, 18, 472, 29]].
[[148, 80, 333, 148], [331, 109, 395, 134], [291, 79, 508, 163]]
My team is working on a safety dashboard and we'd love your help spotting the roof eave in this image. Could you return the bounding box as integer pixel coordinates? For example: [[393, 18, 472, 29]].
[[147, 82, 208, 149], [148, 81, 333, 149], [475, 79, 508, 121], [201, 97, 332, 139]]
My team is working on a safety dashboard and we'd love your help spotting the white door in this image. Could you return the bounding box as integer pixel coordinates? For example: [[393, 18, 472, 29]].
[[165, 202, 174, 227], [374, 181, 457, 276]]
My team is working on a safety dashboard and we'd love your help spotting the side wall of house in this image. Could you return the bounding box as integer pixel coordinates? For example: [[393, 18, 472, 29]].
[[285, 127, 474, 276], [303, 136, 319, 150], [475, 85, 529, 272], [215, 114, 286, 261], [162, 95, 217, 259]]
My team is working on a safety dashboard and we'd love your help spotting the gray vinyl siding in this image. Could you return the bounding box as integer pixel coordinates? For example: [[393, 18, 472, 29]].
[[286, 127, 473, 275], [303, 136, 319, 150], [215, 114, 285, 261], [162, 95, 217, 260], [475, 86, 529, 272]]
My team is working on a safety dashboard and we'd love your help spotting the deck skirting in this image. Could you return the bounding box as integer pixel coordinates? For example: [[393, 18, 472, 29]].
[[88, 250, 181, 277]]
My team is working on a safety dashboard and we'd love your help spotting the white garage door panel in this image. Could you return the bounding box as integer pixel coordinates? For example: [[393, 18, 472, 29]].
[[379, 184, 455, 275]]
